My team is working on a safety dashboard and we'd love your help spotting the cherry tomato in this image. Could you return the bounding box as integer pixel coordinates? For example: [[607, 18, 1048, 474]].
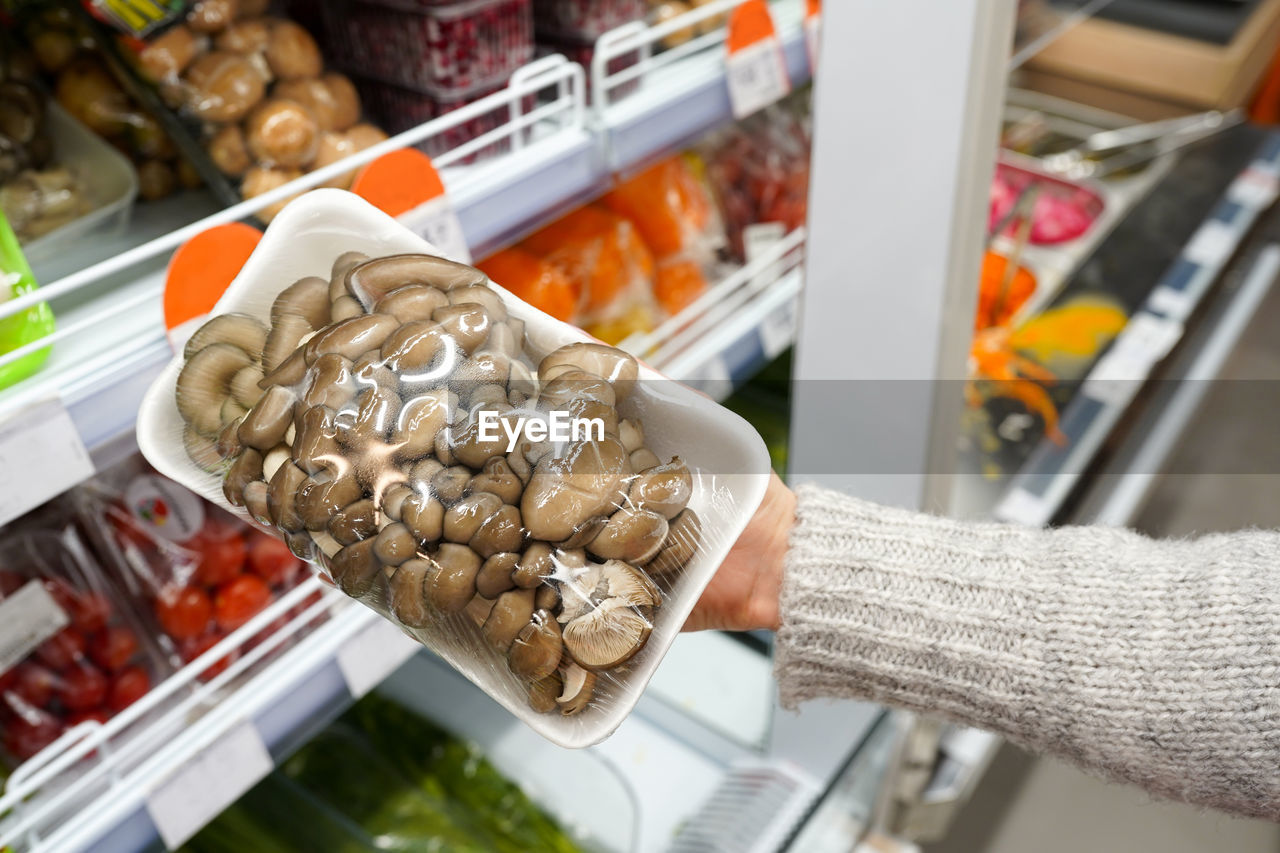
[[107, 666, 150, 712], [155, 586, 213, 640], [4, 714, 62, 760], [0, 667, 16, 695], [58, 664, 108, 711], [179, 634, 237, 682], [66, 708, 110, 727], [68, 592, 112, 635], [214, 575, 270, 632], [0, 570, 25, 596], [10, 663, 57, 709], [88, 626, 138, 672], [35, 627, 87, 671], [193, 528, 247, 587], [246, 534, 301, 587]]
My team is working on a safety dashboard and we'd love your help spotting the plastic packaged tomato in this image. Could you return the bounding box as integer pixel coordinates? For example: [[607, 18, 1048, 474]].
[[520, 205, 656, 327], [135, 190, 770, 748], [72, 455, 309, 680], [0, 521, 169, 768]]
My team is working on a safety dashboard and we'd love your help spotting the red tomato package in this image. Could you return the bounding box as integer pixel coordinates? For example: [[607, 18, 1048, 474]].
[[0, 524, 169, 767], [72, 455, 312, 681]]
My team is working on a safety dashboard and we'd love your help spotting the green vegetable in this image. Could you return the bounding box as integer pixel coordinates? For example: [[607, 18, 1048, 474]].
[[0, 213, 54, 390]]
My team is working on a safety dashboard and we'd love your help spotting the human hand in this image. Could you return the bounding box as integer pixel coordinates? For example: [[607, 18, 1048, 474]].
[[682, 472, 795, 633]]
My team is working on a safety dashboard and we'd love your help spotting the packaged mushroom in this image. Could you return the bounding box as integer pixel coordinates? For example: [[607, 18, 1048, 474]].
[[138, 190, 768, 747]]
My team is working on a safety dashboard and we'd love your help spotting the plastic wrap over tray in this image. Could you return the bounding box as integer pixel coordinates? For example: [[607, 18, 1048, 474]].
[[137, 189, 769, 748]]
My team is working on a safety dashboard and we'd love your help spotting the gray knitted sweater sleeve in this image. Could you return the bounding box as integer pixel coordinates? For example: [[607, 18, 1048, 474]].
[[774, 483, 1280, 820]]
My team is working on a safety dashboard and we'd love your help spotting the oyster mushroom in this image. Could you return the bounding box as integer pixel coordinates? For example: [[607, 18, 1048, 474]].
[[271, 276, 331, 329], [237, 385, 295, 451], [535, 583, 560, 611], [266, 460, 307, 533], [618, 419, 644, 454], [521, 437, 631, 542], [482, 587, 535, 652], [375, 285, 449, 324], [628, 458, 693, 519], [390, 558, 432, 627], [476, 551, 519, 598], [261, 313, 312, 372], [538, 343, 638, 401], [177, 343, 255, 435], [431, 464, 471, 504], [229, 365, 265, 409], [259, 348, 309, 389], [443, 492, 522, 558], [588, 507, 668, 564], [402, 492, 445, 544], [183, 314, 267, 361], [649, 509, 702, 576], [557, 663, 596, 716], [222, 448, 262, 507], [330, 538, 380, 597], [331, 295, 364, 322], [560, 561, 660, 671], [346, 254, 487, 308], [297, 475, 362, 531], [528, 672, 562, 714], [426, 543, 482, 612], [509, 609, 562, 681], [243, 480, 270, 524], [433, 304, 491, 355], [303, 314, 400, 365], [374, 522, 417, 566], [329, 497, 377, 545], [629, 448, 661, 473], [470, 456, 522, 505], [392, 389, 454, 459], [301, 354, 357, 411], [184, 427, 223, 473]]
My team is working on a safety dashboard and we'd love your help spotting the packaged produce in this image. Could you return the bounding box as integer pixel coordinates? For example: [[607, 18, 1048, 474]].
[[989, 162, 1103, 245], [0, 520, 168, 767], [477, 247, 579, 322], [702, 97, 811, 261], [137, 190, 769, 747], [352, 76, 523, 162], [521, 204, 656, 326], [73, 455, 308, 679], [975, 250, 1036, 331], [535, 34, 641, 104], [13, 8, 196, 202], [602, 156, 718, 260], [0, 210, 55, 390], [533, 0, 646, 39], [318, 0, 534, 94], [115, 2, 388, 216]]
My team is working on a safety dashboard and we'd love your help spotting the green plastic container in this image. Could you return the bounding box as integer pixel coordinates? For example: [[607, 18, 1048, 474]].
[[0, 213, 55, 390]]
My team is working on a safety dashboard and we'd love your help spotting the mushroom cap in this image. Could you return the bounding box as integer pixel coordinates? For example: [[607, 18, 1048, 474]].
[[587, 507, 668, 564], [628, 457, 693, 519], [521, 437, 631, 542], [375, 285, 449, 324], [508, 610, 563, 681], [303, 313, 400, 365], [482, 586, 535, 652], [476, 551, 519, 599], [297, 474, 362, 531], [183, 313, 267, 361], [528, 672, 562, 714], [374, 522, 418, 566], [390, 558, 432, 627], [347, 254, 488, 309], [330, 538, 381, 598], [271, 275, 331, 329], [426, 542, 481, 612], [649, 508, 702, 576], [557, 663, 597, 715], [538, 343, 638, 401], [178, 342, 255, 436], [237, 384, 296, 451], [470, 456, 522, 505]]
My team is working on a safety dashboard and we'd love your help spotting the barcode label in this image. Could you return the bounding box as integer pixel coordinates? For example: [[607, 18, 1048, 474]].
[[399, 196, 471, 265], [0, 581, 69, 676], [727, 38, 790, 120]]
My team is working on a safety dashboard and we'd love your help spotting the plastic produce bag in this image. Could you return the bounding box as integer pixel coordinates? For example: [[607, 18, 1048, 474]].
[[137, 190, 769, 747], [0, 521, 169, 768], [73, 455, 311, 680], [0, 212, 55, 390]]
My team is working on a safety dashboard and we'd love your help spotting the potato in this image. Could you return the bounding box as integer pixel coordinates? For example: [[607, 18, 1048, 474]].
[[245, 98, 319, 168]]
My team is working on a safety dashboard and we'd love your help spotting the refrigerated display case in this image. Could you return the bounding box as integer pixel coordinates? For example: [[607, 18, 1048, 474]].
[[0, 0, 1270, 850]]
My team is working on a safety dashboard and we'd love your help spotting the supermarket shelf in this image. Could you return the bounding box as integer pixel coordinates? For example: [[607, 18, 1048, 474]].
[[622, 227, 805, 398], [0, 58, 591, 477], [993, 132, 1280, 527], [592, 0, 811, 172]]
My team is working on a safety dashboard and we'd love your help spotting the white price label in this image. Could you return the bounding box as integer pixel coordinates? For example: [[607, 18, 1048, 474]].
[[1147, 285, 1195, 322], [727, 37, 790, 120], [0, 398, 94, 528], [744, 221, 787, 292], [1083, 312, 1182, 402], [1228, 167, 1280, 209], [147, 721, 273, 849], [804, 16, 820, 71], [759, 302, 795, 359], [399, 196, 471, 265], [1183, 220, 1236, 267], [0, 581, 69, 676], [336, 617, 420, 699]]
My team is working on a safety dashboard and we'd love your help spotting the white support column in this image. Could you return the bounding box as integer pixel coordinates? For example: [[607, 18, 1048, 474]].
[[788, 0, 1015, 512]]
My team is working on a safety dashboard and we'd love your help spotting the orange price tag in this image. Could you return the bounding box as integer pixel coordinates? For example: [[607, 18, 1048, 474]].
[[725, 0, 790, 120], [351, 149, 470, 263], [804, 0, 821, 70], [164, 222, 262, 346]]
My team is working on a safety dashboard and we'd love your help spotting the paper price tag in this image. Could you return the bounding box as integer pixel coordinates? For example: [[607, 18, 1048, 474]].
[[399, 197, 472, 265], [0, 398, 94, 529], [0, 582, 69, 676], [147, 721, 273, 849], [1083, 312, 1182, 403], [759, 301, 796, 359], [1228, 167, 1280, 209], [336, 617, 420, 699], [726, 0, 790, 120], [1183, 220, 1236, 267]]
